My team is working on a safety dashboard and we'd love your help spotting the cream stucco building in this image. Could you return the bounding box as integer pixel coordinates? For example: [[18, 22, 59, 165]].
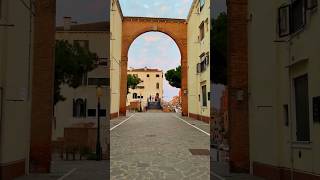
[[54, 19, 110, 153], [127, 67, 164, 110], [110, 0, 122, 119], [248, 0, 320, 178], [0, 0, 34, 178], [187, 0, 211, 122]]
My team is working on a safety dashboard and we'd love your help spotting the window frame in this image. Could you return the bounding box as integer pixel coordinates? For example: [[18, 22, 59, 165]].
[[199, 21, 205, 41], [133, 93, 138, 99], [200, 0, 205, 11], [278, 4, 291, 37], [291, 0, 307, 34]]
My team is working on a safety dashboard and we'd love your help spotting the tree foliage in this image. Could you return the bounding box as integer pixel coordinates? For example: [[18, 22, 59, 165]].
[[54, 40, 98, 105], [211, 12, 227, 85], [127, 74, 142, 94], [165, 66, 181, 88]]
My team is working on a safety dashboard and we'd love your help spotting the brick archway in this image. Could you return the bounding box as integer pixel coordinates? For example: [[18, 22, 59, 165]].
[[119, 17, 188, 116]]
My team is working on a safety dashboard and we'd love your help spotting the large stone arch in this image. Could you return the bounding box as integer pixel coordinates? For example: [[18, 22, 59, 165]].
[[119, 17, 188, 116]]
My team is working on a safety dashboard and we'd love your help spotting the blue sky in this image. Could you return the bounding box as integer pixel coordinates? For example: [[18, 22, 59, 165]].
[[119, 0, 193, 19], [119, 0, 193, 101]]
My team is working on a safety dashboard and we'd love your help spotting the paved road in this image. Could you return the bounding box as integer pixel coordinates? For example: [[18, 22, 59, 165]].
[[110, 112, 210, 180]]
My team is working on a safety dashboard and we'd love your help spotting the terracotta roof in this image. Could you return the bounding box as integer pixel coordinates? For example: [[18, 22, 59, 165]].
[[128, 68, 162, 72], [56, 21, 110, 32]]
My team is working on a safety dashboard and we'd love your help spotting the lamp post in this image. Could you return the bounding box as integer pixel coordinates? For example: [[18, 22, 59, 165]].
[[96, 85, 103, 161], [139, 90, 142, 112]]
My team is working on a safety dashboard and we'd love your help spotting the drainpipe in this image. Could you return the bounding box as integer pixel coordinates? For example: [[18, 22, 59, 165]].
[[288, 40, 294, 180], [25, 0, 34, 175], [287, 1, 294, 179]]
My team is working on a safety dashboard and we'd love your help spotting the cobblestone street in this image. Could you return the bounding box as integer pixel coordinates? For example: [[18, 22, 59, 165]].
[[110, 112, 210, 180]]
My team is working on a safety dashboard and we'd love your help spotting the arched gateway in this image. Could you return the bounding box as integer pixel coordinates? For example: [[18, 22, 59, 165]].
[[119, 17, 188, 116]]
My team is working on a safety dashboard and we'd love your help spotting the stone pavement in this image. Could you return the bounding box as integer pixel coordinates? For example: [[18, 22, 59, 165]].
[[15, 158, 109, 180], [210, 149, 264, 180], [110, 112, 210, 180]]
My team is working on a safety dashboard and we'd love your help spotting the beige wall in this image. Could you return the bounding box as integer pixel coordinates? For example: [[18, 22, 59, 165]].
[[54, 31, 110, 142], [0, 0, 33, 169], [110, 0, 122, 116], [54, 30, 110, 154], [248, 0, 320, 174], [127, 70, 164, 109], [187, 0, 211, 118]]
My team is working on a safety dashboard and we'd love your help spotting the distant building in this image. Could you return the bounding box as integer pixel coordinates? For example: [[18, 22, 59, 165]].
[[54, 18, 110, 153], [127, 67, 164, 110]]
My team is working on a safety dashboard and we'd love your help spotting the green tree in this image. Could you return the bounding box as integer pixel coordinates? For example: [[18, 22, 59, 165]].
[[127, 74, 142, 94], [165, 66, 181, 88], [211, 12, 227, 85], [54, 40, 98, 105]]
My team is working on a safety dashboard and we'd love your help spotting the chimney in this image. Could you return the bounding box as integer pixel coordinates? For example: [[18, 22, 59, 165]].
[[63, 16, 72, 30]]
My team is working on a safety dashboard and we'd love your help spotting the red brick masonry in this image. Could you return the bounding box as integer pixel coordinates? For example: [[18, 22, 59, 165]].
[[0, 159, 25, 180], [253, 161, 320, 180], [30, 0, 55, 173], [110, 112, 119, 120], [189, 113, 210, 123], [120, 17, 188, 116], [227, 0, 250, 173]]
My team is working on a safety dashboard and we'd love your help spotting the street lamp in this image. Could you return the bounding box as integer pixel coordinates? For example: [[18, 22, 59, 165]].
[[96, 85, 103, 161], [139, 90, 142, 112]]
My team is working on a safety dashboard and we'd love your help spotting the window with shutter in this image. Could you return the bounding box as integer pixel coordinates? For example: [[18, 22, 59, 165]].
[[278, 5, 290, 37], [291, 0, 306, 33]]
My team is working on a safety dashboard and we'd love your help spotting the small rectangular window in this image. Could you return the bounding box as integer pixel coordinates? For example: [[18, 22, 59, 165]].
[[291, 0, 306, 33], [205, 18, 209, 32], [88, 109, 96, 117], [133, 93, 137, 99], [199, 22, 205, 41], [147, 74, 150, 77], [278, 5, 290, 37], [202, 85, 207, 107], [313, 96, 320, 123], [99, 109, 106, 117], [283, 104, 289, 126], [156, 74, 160, 77], [200, 0, 205, 11]]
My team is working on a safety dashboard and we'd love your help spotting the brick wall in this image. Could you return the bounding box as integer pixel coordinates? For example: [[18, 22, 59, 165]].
[[227, 0, 250, 173], [29, 0, 55, 173], [0, 160, 25, 180]]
